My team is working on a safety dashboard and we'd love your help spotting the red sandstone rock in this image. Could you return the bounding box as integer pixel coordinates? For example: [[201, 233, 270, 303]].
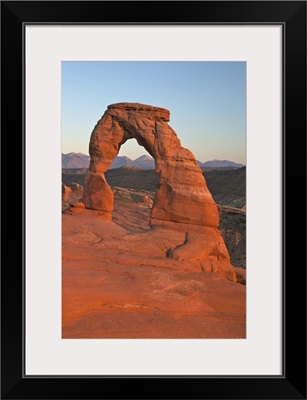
[[62, 183, 84, 213], [83, 173, 114, 211], [142, 195, 153, 207], [62, 211, 245, 338], [62, 182, 83, 204], [73, 202, 85, 209], [83, 102, 234, 278], [84, 103, 218, 225], [234, 267, 246, 285], [62, 183, 72, 202]]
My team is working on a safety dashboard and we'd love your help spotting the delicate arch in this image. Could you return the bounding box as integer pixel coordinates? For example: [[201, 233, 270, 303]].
[[83, 102, 219, 229], [83, 102, 236, 281]]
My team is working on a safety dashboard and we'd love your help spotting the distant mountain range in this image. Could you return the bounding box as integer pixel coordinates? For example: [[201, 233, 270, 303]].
[[62, 152, 244, 170], [110, 154, 155, 169], [62, 152, 90, 168], [197, 159, 244, 170]]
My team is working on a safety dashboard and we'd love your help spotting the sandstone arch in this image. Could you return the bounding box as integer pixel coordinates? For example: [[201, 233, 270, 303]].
[[83, 102, 235, 280]]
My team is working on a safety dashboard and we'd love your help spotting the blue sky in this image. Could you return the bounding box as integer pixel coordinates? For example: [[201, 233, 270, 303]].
[[62, 62, 246, 164]]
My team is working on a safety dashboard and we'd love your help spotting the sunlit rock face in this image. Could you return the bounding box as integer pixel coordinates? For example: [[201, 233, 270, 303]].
[[83, 102, 235, 281]]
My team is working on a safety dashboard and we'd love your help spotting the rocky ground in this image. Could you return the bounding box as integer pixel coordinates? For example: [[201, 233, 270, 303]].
[[63, 167, 246, 268], [62, 179, 246, 339]]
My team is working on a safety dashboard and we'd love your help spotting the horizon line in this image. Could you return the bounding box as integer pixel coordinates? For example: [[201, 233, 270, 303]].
[[62, 151, 246, 165]]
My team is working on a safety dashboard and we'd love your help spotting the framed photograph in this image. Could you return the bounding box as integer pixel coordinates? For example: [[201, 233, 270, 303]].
[[61, 60, 247, 340], [1, 1, 306, 399]]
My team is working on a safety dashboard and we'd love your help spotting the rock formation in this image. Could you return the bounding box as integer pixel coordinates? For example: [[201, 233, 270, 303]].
[[62, 182, 83, 212], [62, 182, 83, 204], [83, 102, 236, 280]]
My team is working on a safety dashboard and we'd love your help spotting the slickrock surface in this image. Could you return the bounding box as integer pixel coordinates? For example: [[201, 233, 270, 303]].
[[83, 103, 235, 279], [62, 191, 246, 338], [62, 212, 246, 338]]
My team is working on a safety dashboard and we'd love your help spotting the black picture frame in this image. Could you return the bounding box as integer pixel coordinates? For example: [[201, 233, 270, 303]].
[[1, 1, 306, 399]]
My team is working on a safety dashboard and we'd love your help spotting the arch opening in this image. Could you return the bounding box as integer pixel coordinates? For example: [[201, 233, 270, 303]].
[[106, 136, 157, 231]]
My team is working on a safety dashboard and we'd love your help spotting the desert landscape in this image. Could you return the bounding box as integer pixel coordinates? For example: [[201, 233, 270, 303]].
[[62, 103, 246, 338]]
